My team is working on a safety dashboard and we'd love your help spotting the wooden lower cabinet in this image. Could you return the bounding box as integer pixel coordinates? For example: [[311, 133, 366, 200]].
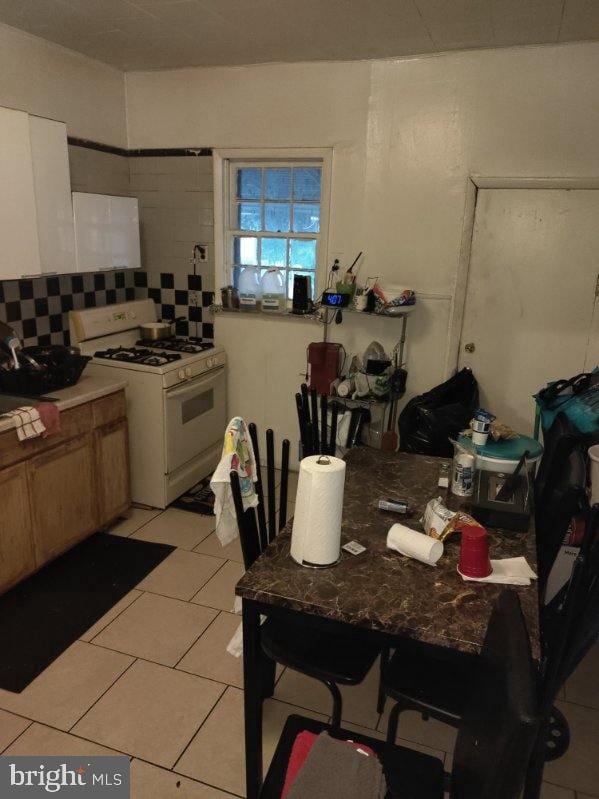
[[0, 462, 35, 592], [28, 433, 98, 564], [95, 419, 130, 527], [0, 389, 130, 594]]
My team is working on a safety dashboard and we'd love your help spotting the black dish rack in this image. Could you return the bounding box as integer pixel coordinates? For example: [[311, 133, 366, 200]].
[[0, 346, 91, 396]]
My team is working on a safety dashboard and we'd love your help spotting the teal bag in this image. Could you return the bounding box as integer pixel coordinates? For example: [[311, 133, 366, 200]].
[[535, 369, 599, 434]]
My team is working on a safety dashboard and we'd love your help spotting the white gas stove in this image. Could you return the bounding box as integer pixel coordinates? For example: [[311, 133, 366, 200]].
[[70, 299, 227, 508]]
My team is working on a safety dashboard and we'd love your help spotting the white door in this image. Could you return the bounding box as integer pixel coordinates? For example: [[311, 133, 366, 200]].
[[459, 189, 599, 434], [0, 107, 41, 280], [29, 116, 76, 275]]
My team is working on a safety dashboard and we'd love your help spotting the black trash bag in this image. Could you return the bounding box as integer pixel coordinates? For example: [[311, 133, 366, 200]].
[[398, 368, 479, 457]]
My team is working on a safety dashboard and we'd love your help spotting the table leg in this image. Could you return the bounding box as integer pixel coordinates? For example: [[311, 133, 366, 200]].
[[243, 599, 263, 799], [261, 650, 276, 699], [522, 724, 547, 799]]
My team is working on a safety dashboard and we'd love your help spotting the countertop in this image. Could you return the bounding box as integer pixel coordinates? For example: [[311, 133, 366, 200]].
[[236, 447, 540, 658], [0, 374, 128, 435]]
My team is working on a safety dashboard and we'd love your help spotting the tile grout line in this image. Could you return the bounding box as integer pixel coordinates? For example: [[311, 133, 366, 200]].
[[170, 684, 230, 773], [67, 657, 139, 734], [130, 754, 244, 799], [0, 720, 33, 754], [86, 590, 145, 644], [109, 508, 165, 538], [84, 643, 237, 693], [189, 557, 233, 603], [172, 609, 226, 669]]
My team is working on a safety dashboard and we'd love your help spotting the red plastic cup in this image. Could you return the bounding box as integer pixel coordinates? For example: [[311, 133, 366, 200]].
[[458, 524, 492, 578]]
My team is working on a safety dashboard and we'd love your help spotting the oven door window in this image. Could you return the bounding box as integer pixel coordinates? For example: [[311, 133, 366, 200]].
[[182, 388, 214, 425], [164, 368, 226, 473]]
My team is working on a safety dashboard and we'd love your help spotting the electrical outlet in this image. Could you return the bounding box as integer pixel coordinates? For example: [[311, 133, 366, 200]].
[[197, 244, 208, 262], [189, 291, 199, 306]]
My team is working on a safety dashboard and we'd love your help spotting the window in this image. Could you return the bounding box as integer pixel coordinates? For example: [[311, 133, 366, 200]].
[[220, 157, 329, 301]]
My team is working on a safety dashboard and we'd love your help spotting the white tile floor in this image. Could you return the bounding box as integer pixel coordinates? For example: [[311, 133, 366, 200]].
[[1, 500, 598, 798]]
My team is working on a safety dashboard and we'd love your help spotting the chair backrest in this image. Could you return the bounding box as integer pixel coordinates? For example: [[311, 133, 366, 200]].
[[535, 413, 580, 505], [295, 384, 338, 457], [230, 423, 290, 571], [451, 591, 538, 799], [535, 425, 589, 595], [540, 504, 599, 712]]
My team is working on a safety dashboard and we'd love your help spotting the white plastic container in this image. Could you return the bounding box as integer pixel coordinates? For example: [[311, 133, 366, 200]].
[[238, 268, 261, 311], [589, 444, 599, 506], [260, 268, 285, 312]]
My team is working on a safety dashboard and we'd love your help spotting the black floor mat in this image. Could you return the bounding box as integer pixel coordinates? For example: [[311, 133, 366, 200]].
[[171, 477, 215, 516], [0, 533, 174, 693]]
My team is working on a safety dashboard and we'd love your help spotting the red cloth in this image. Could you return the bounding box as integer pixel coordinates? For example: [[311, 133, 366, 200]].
[[36, 402, 61, 438], [281, 731, 377, 799]]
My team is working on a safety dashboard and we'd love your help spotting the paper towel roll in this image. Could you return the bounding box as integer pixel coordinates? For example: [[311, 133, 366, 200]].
[[387, 524, 443, 566], [291, 455, 346, 567]]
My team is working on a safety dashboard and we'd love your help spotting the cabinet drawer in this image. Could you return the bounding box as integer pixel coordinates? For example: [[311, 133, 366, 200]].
[[92, 390, 126, 428], [0, 402, 92, 469]]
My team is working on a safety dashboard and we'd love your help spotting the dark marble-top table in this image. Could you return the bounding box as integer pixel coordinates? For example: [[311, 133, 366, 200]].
[[238, 447, 540, 797], [236, 447, 540, 658]]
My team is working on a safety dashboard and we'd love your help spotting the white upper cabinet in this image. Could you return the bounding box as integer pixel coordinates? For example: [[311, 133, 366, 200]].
[[110, 196, 141, 270], [73, 192, 112, 273], [0, 107, 41, 280], [73, 192, 140, 272], [29, 116, 76, 275]]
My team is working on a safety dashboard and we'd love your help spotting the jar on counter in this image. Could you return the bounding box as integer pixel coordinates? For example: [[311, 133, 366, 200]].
[[221, 285, 240, 309]]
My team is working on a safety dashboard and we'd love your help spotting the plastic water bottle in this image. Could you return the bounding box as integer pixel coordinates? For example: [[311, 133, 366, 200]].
[[260, 269, 285, 312], [238, 268, 261, 312]]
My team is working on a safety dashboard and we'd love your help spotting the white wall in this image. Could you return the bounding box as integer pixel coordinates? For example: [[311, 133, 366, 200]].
[[125, 42, 599, 461], [0, 23, 126, 147]]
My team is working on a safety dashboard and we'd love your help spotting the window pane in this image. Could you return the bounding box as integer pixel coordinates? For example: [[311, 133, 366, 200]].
[[233, 236, 258, 265], [260, 237, 287, 267], [265, 203, 290, 232], [293, 168, 321, 200], [237, 168, 262, 199], [287, 270, 314, 300], [265, 168, 291, 200], [289, 238, 316, 269], [238, 202, 261, 231], [293, 203, 320, 233]]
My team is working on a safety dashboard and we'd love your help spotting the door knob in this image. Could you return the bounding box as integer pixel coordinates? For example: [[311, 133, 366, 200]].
[[464, 342, 476, 353]]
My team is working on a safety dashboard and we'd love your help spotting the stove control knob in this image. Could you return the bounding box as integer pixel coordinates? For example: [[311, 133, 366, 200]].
[[185, 367, 192, 377], [178, 369, 186, 380]]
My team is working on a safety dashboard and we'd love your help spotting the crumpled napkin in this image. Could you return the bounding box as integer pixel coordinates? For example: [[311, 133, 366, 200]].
[[458, 556, 537, 586]]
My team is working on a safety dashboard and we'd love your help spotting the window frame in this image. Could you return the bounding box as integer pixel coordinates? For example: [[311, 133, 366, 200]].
[[213, 149, 332, 304]]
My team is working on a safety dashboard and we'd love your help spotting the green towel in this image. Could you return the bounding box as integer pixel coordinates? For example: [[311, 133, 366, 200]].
[[287, 732, 386, 799]]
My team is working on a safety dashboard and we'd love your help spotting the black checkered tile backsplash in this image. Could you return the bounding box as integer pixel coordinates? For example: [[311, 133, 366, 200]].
[[135, 271, 214, 340], [0, 271, 214, 348]]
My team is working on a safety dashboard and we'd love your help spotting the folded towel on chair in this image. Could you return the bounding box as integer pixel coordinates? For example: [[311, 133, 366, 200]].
[[210, 416, 258, 546], [286, 732, 386, 799]]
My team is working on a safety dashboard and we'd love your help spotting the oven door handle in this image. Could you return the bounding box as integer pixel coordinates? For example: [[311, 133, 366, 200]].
[[165, 367, 224, 400]]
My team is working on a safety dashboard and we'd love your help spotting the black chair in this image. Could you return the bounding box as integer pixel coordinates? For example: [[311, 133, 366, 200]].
[[260, 590, 538, 799], [523, 503, 599, 798], [534, 412, 590, 594], [229, 422, 380, 730], [295, 384, 339, 457], [296, 382, 370, 457]]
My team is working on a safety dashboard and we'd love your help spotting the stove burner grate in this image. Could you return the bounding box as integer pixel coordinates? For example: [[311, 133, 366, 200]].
[[93, 347, 182, 365], [136, 337, 213, 354]]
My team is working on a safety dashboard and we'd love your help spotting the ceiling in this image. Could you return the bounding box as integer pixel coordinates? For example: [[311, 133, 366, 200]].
[[0, 0, 598, 71]]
